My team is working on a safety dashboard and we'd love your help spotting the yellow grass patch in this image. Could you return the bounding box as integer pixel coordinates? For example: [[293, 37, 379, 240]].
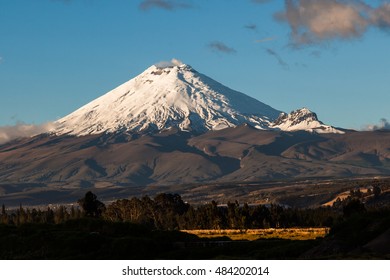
[[181, 228, 329, 241]]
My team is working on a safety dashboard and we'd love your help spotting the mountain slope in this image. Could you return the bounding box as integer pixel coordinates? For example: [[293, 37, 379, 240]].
[[1, 128, 389, 185], [1, 128, 390, 206], [55, 63, 281, 136]]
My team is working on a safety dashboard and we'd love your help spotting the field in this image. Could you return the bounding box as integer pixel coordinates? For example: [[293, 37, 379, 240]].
[[182, 228, 329, 241]]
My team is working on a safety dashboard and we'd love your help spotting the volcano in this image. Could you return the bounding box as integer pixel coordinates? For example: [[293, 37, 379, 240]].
[[3, 60, 379, 207], [54, 61, 341, 135]]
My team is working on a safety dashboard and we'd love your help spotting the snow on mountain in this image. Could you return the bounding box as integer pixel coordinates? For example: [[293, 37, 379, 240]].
[[271, 108, 344, 134], [55, 62, 281, 136], [54, 60, 342, 136]]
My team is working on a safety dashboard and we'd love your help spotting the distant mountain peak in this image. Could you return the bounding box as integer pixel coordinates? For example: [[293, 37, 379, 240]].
[[271, 107, 344, 134], [273, 108, 318, 126]]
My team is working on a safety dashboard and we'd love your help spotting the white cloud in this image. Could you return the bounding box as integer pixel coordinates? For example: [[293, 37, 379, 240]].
[[363, 118, 390, 131], [0, 122, 57, 145], [154, 58, 184, 68]]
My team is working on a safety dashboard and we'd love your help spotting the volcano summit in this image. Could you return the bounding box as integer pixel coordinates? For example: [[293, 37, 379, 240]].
[[54, 61, 340, 136]]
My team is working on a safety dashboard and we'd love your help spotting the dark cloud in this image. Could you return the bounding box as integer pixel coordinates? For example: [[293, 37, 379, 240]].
[[0, 122, 56, 145], [208, 41, 237, 54], [275, 0, 390, 46], [265, 48, 289, 69], [365, 118, 390, 131], [139, 0, 192, 11], [244, 24, 257, 30], [310, 50, 322, 57]]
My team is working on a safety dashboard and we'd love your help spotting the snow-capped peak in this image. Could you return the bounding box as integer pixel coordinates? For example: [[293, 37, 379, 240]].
[[54, 61, 281, 136], [271, 108, 344, 134]]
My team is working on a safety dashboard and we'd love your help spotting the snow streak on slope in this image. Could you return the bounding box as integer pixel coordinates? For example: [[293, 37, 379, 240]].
[[55, 63, 281, 136]]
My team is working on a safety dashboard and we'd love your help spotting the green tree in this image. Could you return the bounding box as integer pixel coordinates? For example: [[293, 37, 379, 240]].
[[54, 206, 67, 224], [1, 204, 8, 224], [343, 199, 366, 217], [78, 191, 105, 218], [1, 204, 5, 216], [373, 186, 382, 198], [45, 207, 55, 224], [153, 193, 189, 230]]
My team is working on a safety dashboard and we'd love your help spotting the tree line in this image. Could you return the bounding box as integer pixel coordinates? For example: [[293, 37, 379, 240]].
[[0, 192, 340, 230], [102, 193, 341, 230], [0, 204, 82, 225], [1, 186, 386, 230]]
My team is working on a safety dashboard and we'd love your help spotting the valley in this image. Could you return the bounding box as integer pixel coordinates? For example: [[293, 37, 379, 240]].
[[1, 172, 389, 208]]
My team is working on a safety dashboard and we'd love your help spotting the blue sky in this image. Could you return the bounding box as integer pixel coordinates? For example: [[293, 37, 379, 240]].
[[0, 0, 389, 130]]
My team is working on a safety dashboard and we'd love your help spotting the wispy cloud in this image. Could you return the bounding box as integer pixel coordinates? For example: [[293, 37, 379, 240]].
[[50, 0, 72, 3], [265, 48, 289, 69], [0, 122, 56, 145], [310, 50, 322, 58], [251, 0, 272, 4], [208, 41, 237, 54], [154, 58, 183, 68], [139, 0, 192, 11], [255, 36, 277, 43], [244, 24, 257, 31], [275, 0, 390, 46], [364, 118, 390, 131]]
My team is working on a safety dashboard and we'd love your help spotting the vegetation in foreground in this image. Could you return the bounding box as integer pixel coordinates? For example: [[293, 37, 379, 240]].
[[181, 228, 329, 241], [0, 189, 389, 259], [1, 192, 339, 229], [0, 218, 324, 259]]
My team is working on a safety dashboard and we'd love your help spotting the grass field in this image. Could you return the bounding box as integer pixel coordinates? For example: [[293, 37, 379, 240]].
[[181, 228, 330, 241]]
